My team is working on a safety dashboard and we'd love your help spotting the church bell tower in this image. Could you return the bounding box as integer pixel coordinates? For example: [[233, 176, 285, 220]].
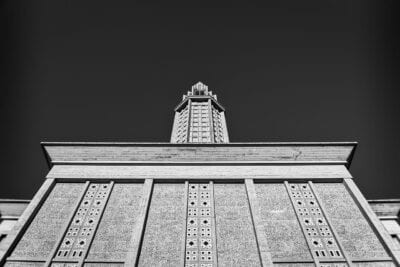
[[170, 82, 229, 143]]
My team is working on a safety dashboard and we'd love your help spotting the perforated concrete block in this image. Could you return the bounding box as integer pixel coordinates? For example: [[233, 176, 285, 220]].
[[315, 183, 389, 260]]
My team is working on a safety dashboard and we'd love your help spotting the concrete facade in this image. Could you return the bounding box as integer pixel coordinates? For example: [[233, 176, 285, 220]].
[[369, 200, 400, 253], [0, 82, 399, 266], [170, 82, 229, 143], [0, 200, 29, 248]]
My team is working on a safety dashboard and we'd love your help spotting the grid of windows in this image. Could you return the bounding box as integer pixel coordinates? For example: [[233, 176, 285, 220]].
[[172, 94, 228, 144], [189, 102, 211, 143]]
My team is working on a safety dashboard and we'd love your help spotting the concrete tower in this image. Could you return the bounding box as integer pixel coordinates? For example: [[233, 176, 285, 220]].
[[1, 82, 399, 267], [171, 82, 229, 143]]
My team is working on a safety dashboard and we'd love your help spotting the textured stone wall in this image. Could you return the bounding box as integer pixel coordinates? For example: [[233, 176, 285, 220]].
[[214, 183, 260, 266], [315, 183, 389, 260], [3, 178, 397, 266], [10, 183, 84, 259], [255, 183, 313, 262], [86, 183, 143, 261], [138, 183, 186, 266]]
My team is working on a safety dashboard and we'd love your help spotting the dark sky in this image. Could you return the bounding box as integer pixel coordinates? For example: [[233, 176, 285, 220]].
[[1, 1, 399, 199]]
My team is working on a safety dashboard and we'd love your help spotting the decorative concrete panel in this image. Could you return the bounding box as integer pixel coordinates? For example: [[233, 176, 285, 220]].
[[55, 183, 112, 260], [138, 183, 186, 267], [287, 183, 344, 261], [314, 183, 389, 260], [255, 183, 313, 262], [214, 183, 260, 267], [87, 183, 143, 261], [10, 183, 84, 259], [185, 183, 216, 266]]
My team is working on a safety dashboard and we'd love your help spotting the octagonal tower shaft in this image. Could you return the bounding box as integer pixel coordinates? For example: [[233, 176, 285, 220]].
[[170, 82, 229, 143]]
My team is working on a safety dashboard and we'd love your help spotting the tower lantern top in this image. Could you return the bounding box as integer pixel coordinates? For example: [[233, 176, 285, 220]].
[[183, 81, 217, 100], [191, 81, 208, 95]]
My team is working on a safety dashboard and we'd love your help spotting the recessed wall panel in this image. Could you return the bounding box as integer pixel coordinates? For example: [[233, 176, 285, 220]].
[[10, 183, 84, 259], [314, 183, 390, 260], [86, 183, 143, 261], [255, 183, 312, 262], [214, 183, 260, 266], [138, 183, 186, 266]]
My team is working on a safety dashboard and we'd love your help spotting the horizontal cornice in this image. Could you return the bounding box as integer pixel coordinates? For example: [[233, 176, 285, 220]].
[[41, 142, 357, 169], [174, 96, 225, 111]]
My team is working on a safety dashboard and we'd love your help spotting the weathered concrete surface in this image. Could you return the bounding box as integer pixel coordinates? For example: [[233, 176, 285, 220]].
[[9, 183, 83, 259], [214, 183, 260, 266], [87, 183, 143, 261], [315, 183, 390, 260], [138, 183, 186, 267], [255, 183, 313, 262]]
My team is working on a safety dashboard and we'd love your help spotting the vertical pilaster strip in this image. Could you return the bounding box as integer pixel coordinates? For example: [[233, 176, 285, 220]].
[[343, 178, 400, 265], [308, 181, 353, 266], [244, 179, 274, 267], [44, 181, 90, 267], [181, 181, 189, 267], [0, 178, 55, 265], [186, 99, 192, 142], [208, 99, 215, 143], [185, 182, 216, 266], [210, 181, 218, 267], [284, 181, 320, 266], [125, 179, 154, 266], [78, 181, 114, 267]]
